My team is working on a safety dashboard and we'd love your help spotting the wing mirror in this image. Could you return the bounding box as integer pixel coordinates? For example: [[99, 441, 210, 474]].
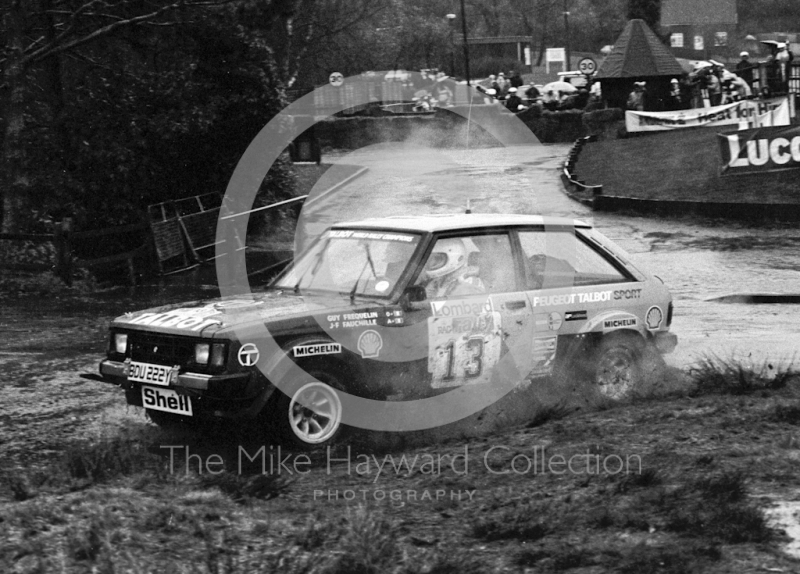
[[400, 284, 427, 311]]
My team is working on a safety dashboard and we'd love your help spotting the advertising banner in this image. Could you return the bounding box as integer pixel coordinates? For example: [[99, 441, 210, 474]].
[[625, 98, 790, 132], [717, 124, 800, 175]]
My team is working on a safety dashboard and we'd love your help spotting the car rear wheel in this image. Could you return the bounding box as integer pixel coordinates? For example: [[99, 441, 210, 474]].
[[593, 336, 644, 400], [277, 376, 344, 447]]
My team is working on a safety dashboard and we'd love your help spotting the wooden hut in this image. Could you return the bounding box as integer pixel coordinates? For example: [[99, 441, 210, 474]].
[[596, 19, 686, 111]]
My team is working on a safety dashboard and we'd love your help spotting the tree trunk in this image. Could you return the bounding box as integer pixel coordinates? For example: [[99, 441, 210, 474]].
[[535, 2, 550, 67], [1, 1, 30, 234]]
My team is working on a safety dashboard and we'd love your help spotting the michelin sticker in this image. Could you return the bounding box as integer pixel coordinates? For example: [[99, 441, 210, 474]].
[[646, 306, 664, 330], [428, 298, 502, 389], [602, 315, 638, 333], [293, 343, 342, 358]]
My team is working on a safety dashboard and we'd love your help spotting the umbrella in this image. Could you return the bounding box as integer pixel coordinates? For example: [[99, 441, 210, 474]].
[[691, 60, 713, 70], [541, 81, 578, 94], [760, 40, 782, 55]]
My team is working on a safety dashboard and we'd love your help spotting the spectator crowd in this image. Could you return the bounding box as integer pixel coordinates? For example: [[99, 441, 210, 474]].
[[626, 42, 795, 113]]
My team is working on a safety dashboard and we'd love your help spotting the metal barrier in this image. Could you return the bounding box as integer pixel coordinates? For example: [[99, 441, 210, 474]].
[[560, 135, 603, 205], [148, 193, 307, 275]]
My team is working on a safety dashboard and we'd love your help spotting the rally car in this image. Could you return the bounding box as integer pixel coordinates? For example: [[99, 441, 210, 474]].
[[96, 213, 676, 446]]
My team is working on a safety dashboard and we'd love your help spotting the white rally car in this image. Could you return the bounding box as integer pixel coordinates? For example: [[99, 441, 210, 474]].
[[97, 214, 676, 446]]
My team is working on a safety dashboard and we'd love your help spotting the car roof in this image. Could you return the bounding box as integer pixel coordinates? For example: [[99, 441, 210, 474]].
[[333, 213, 592, 233]]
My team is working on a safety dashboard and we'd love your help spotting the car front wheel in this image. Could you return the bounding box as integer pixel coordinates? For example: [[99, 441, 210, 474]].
[[278, 378, 343, 447]]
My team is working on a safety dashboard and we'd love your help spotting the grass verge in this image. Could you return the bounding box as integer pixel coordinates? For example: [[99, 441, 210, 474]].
[[1, 358, 799, 572], [576, 128, 800, 204]]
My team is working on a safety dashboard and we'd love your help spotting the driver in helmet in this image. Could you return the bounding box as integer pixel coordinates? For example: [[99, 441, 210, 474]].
[[419, 238, 485, 298]]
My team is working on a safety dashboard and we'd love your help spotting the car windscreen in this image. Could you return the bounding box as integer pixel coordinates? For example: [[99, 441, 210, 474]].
[[273, 230, 421, 297]]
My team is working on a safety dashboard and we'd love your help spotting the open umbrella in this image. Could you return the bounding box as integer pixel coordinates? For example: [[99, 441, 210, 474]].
[[691, 60, 713, 70], [760, 40, 781, 56], [541, 81, 578, 93]]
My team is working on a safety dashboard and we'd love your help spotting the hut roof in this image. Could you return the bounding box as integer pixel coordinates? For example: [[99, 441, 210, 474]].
[[596, 19, 685, 79]]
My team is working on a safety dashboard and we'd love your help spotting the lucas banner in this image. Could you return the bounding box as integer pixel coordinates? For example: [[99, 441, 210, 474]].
[[718, 125, 800, 175], [625, 98, 790, 132]]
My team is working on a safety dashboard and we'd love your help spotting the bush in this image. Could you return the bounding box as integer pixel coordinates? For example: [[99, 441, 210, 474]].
[[326, 506, 399, 574], [689, 355, 796, 396]]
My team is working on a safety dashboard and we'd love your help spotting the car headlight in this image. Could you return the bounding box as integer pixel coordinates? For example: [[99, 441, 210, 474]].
[[195, 343, 210, 365], [113, 333, 128, 354], [209, 343, 226, 368], [195, 343, 226, 367]]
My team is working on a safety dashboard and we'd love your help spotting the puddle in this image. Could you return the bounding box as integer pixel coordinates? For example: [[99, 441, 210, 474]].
[[427, 165, 525, 176], [705, 294, 800, 304]]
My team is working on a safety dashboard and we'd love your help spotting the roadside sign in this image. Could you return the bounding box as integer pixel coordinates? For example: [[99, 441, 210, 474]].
[[578, 57, 597, 75], [329, 72, 344, 87]]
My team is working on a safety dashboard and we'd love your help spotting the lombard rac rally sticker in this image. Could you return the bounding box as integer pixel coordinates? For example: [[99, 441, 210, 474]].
[[646, 306, 664, 330], [238, 343, 260, 366], [357, 330, 383, 358]]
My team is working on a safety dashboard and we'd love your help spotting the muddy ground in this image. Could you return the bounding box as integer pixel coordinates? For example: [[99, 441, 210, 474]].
[[3, 142, 800, 572], [2, 290, 800, 573]]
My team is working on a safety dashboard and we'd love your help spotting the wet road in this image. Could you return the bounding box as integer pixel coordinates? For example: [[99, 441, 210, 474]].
[[299, 142, 800, 369]]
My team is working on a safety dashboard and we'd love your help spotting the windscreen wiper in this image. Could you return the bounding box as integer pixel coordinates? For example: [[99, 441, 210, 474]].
[[349, 260, 368, 303], [294, 249, 325, 294], [349, 244, 378, 303]]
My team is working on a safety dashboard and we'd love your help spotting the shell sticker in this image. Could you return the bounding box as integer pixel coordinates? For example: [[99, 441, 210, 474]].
[[646, 306, 664, 330], [357, 330, 383, 359]]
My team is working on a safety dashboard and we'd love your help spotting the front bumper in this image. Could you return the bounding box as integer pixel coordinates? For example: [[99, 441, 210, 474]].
[[98, 359, 272, 419], [653, 331, 678, 354]]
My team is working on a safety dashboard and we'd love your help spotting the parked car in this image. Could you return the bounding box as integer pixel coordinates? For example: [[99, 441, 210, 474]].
[[96, 213, 676, 446]]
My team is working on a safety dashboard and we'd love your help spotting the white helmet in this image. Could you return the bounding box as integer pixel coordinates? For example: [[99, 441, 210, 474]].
[[425, 238, 467, 278]]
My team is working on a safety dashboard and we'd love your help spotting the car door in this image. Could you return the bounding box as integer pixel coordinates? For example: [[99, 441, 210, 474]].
[[415, 231, 534, 389], [517, 226, 636, 376]]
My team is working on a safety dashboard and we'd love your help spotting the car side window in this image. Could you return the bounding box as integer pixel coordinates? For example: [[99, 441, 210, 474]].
[[518, 230, 629, 289], [414, 233, 516, 299]]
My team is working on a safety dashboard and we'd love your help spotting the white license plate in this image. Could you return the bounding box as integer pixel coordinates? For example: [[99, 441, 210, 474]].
[[141, 385, 193, 416], [128, 361, 173, 386]]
